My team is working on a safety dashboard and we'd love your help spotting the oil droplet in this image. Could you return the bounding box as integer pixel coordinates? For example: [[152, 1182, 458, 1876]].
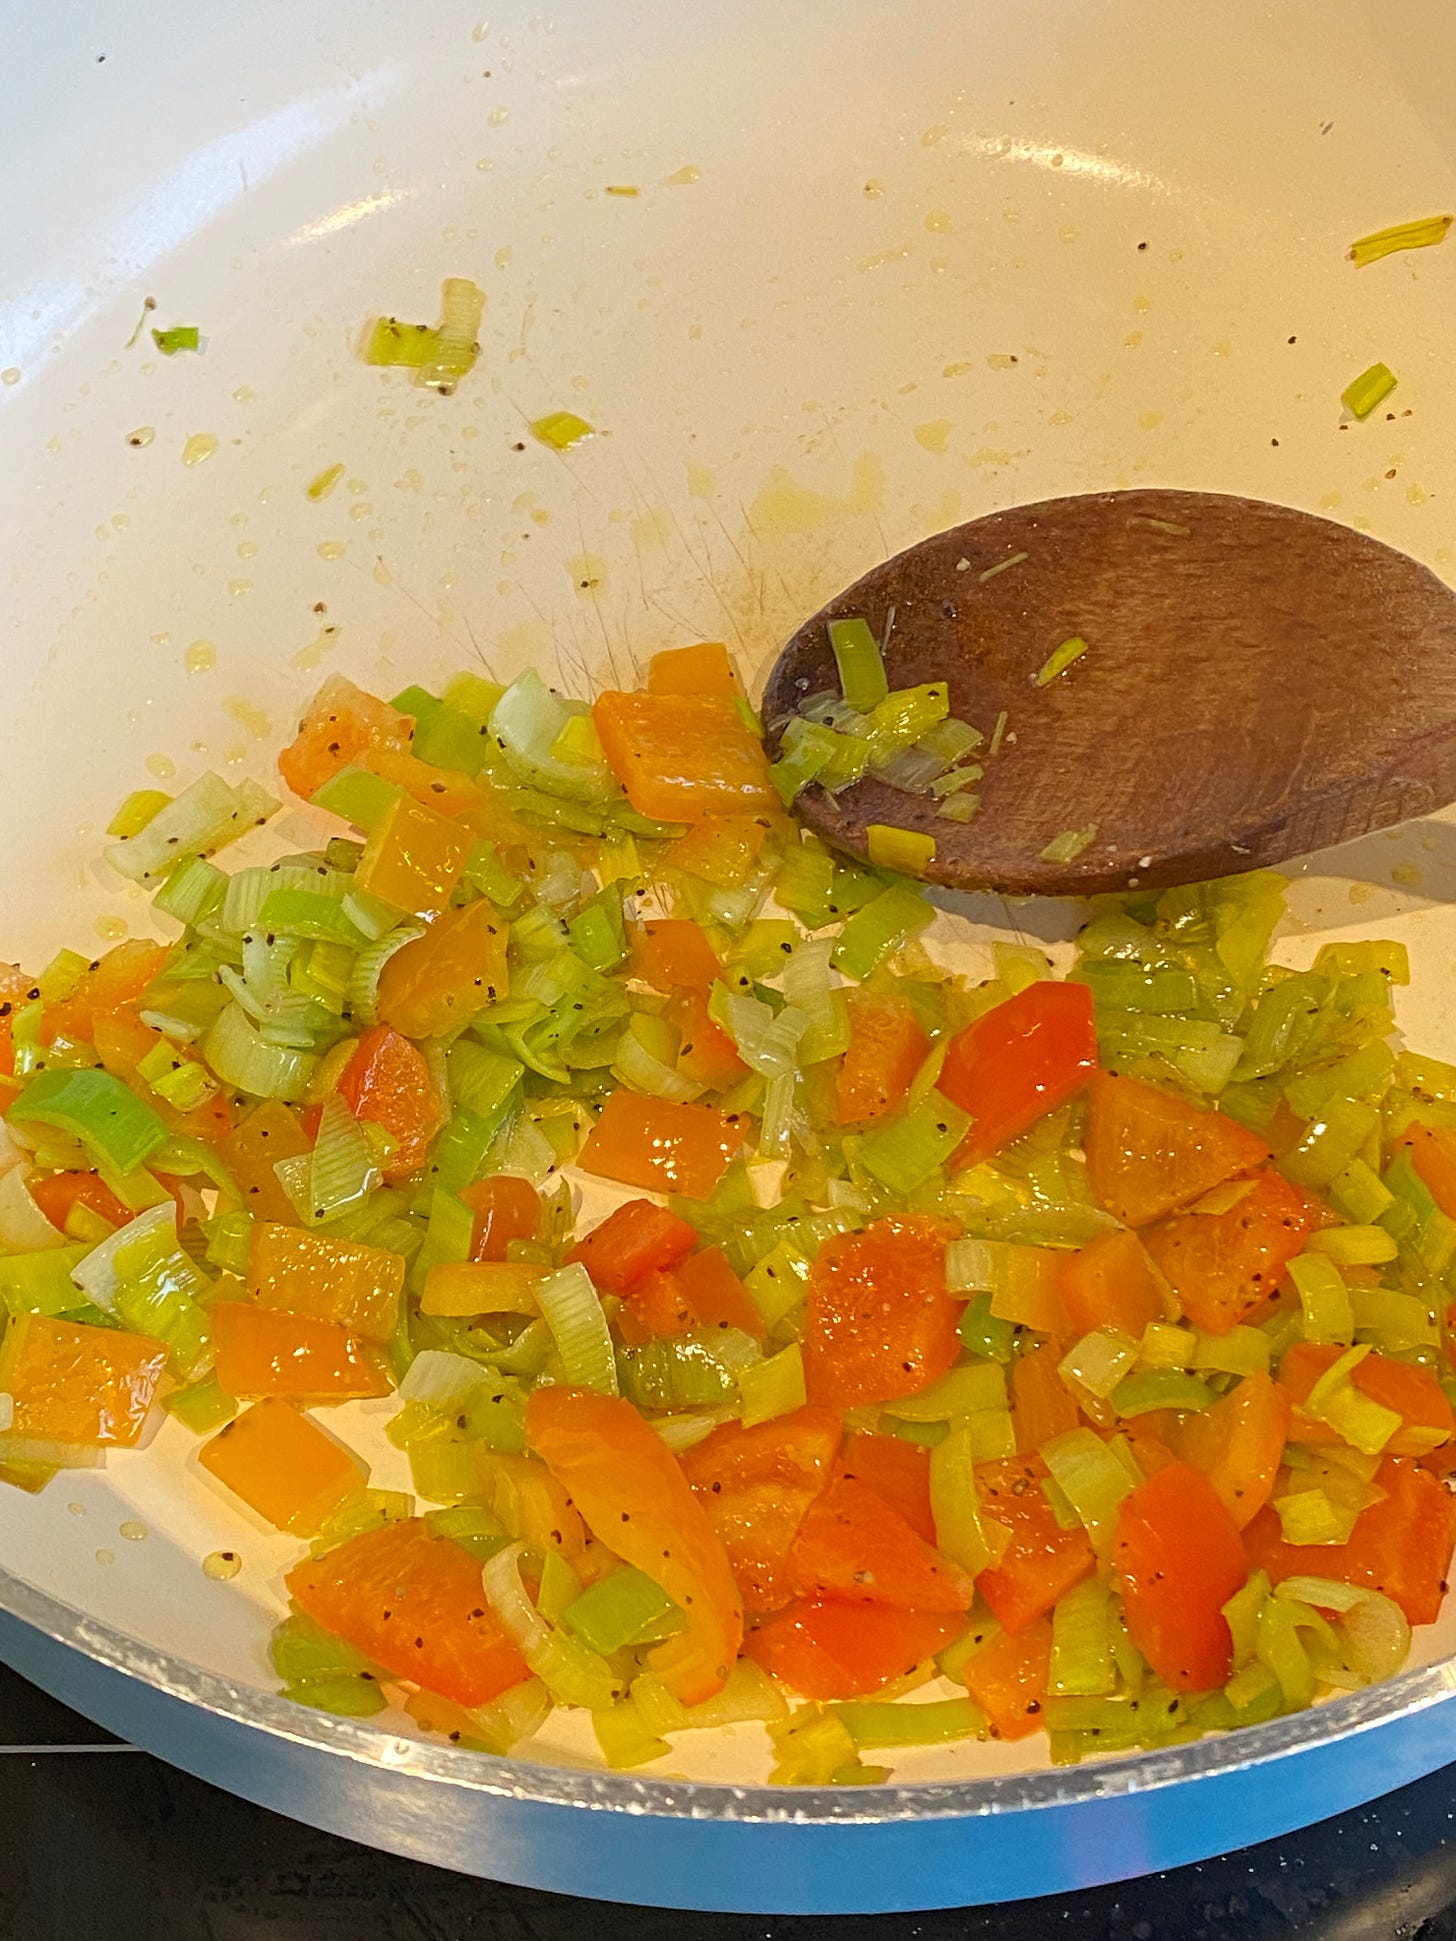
[[859, 245, 913, 272], [922, 123, 949, 146], [185, 639, 216, 673], [1138, 410, 1164, 431], [1348, 881, 1375, 905], [1124, 330, 1143, 348], [471, 20, 489, 40], [662, 163, 701, 187], [182, 432, 218, 467], [914, 420, 952, 454], [203, 1549, 243, 1581], [1059, 224, 1078, 243], [1319, 490, 1342, 510], [924, 209, 952, 233], [232, 386, 256, 405], [94, 914, 128, 942], [119, 1519, 147, 1542], [1408, 483, 1428, 505], [748, 454, 884, 534], [224, 696, 271, 738], [95, 1548, 114, 1566], [317, 539, 345, 561], [349, 502, 374, 522], [125, 426, 155, 448], [227, 578, 253, 598], [942, 361, 973, 378], [566, 550, 608, 592], [494, 244, 512, 269], [1048, 409, 1074, 426], [292, 627, 340, 672], [986, 353, 1018, 371], [1049, 151, 1065, 169], [487, 105, 510, 127], [145, 752, 177, 781], [67, 1501, 86, 1517], [236, 540, 258, 560], [1, 367, 20, 386], [862, 178, 885, 199], [1391, 862, 1423, 889]]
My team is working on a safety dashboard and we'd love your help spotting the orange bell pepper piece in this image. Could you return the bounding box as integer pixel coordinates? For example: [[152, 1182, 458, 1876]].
[[646, 641, 739, 700], [199, 1397, 366, 1534], [419, 1260, 543, 1317], [662, 987, 750, 1093], [1010, 1338, 1081, 1451], [28, 1170, 133, 1236], [1112, 1460, 1249, 1692], [936, 982, 1098, 1168], [834, 991, 930, 1126], [337, 1025, 445, 1182], [1278, 1341, 1455, 1458], [247, 1222, 404, 1344], [461, 1175, 541, 1261], [788, 1473, 975, 1612], [1058, 1228, 1168, 1339], [675, 1244, 765, 1341], [662, 815, 771, 890], [1244, 1456, 1455, 1626], [526, 1385, 743, 1704], [1084, 1072, 1272, 1227], [0, 1313, 167, 1447], [577, 1090, 741, 1200], [218, 1099, 313, 1225], [567, 1197, 699, 1294], [287, 1517, 530, 1705], [1400, 1122, 1456, 1218], [801, 1213, 962, 1409], [592, 689, 776, 822], [680, 1406, 842, 1613], [1172, 1369, 1289, 1529], [626, 918, 725, 994], [375, 898, 509, 1039], [355, 793, 472, 918], [210, 1301, 390, 1403], [745, 1599, 963, 1701], [1142, 1168, 1313, 1335], [838, 1434, 936, 1544], [975, 1453, 1096, 1633], [960, 1617, 1054, 1740], [276, 674, 412, 801], [43, 940, 168, 1047]]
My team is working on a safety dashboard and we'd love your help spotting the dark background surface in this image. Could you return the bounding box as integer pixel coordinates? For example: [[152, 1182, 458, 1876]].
[[1, 1665, 1453, 1941]]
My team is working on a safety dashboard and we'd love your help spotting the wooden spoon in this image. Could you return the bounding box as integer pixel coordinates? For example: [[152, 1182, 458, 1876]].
[[760, 489, 1456, 897]]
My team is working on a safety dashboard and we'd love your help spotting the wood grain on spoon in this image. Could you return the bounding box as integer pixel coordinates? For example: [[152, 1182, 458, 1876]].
[[760, 489, 1456, 896]]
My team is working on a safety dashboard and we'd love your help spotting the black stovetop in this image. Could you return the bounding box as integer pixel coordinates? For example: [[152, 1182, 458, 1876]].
[[0, 1664, 1451, 1941]]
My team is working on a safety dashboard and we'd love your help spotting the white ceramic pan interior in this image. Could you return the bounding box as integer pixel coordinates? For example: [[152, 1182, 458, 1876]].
[[2, 0, 1456, 1910]]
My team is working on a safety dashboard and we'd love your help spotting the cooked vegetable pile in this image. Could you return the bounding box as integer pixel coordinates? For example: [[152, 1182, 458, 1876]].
[[0, 637, 1452, 1783]]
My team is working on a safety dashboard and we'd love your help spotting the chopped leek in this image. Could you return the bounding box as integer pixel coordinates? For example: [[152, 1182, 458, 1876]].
[[530, 410, 595, 451], [152, 325, 199, 355], [865, 825, 936, 875], [1033, 635, 1089, 687], [1341, 361, 1397, 420], [828, 617, 890, 712], [1348, 214, 1452, 267]]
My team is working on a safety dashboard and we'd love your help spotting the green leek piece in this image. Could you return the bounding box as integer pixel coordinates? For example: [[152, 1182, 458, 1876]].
[[390, 684, 489, 777], [593, 1698, 671, 1770], [864, 825, 936, 876], [1342, 361, 1397, 419], [164, 1377, 237, 1434], [530, 410, 595, 450], [857, 1097, 971, 1196], [738, 1341, 807, 1427], [828, 617, 890, 712], [958, 1292, 1016, 1362], [560, 1567, 686, 1655], [831, 1696, 986, 1749], [1033, 635, 1090, 687], [364, 317, 440, 367], [1039, 826, 1098, 865], [832, 881, 934, 979], [0, 1246, 90, 1318], [310, 765, 403, 833], [107, 788, 171, 839], [533, 1263, 618, 1394], [1348, 214, 1452, 267], [1060, 1327, 1139, 1401], [152, 325, 200, 355], [636, 1660, 788, 1737], [928, 1421, 1000, 1575], [1040, 1427, 1136, 1556], [1286, 1253, 1354, 1347], [1077, 962, 1199, 1014], [10, 1068, 168, 1174], [1049, 1576, 1115, 1697]]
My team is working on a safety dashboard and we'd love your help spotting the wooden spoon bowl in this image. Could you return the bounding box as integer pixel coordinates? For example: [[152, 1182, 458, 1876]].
[[761, 489, 1456, 896]]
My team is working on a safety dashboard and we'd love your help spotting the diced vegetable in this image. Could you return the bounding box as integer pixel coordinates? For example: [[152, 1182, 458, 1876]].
[[0, 1313, 167, 1447], [1112, 1462, 1249, 1691], [936, 982, 1097, 1167], [1084, 1074, 1271, 1227], [200, 1399, 366, 1534], [801, 1215, 961, 1408]]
